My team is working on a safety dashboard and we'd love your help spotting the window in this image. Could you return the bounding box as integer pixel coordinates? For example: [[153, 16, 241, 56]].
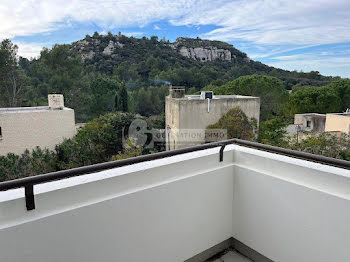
[[306, 121, 311, 128]]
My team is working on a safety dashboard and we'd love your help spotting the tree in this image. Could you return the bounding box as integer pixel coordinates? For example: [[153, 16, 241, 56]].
[[210, 75, 289, 120], [113, 62, 139, 81], [258, 118, 288, 146], [206, 107, 257, 141], [134, 87, 152, 115], [24, 44, 93, 122], [90, 75, 121, 118], [329, 79, 350, 111], [288, 86, 341, 115], [0, 147, 57, 182], [0, 39, 27, 107], [56, 112, 136, 169], [132, 85, 168, 116], [111, 138, 143, 160], [288, 133, 350, 160], [115, 83, 128, 112]]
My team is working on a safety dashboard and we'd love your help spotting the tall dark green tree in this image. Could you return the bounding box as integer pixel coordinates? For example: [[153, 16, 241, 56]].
[[90, 75, 120, 118], [0, 39, 27, 107], [115, 83, 128, 112], [23, 44, 93, 121], [132, 85, 168, 116]]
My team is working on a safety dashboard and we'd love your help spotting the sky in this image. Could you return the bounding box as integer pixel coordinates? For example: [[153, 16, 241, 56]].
[[1, 0, 350, 78]]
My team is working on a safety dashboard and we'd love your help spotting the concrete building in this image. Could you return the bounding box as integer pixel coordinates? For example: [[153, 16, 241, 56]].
[[166, 86, 260, 150], [291, 111, 350, 136], [325, 110, 350, 134], [294, 113, 326, 133], [0, 94, 76, 155]]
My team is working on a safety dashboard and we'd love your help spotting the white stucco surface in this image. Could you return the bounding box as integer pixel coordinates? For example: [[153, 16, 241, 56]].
[[0, 107, 76, 155], [0, 145, 349, 262]]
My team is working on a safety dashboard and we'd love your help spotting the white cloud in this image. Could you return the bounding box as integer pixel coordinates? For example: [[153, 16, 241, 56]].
[[153, 25, 161, 30], [268, 54, 350, 78], [248, 44, 317, 59], [175, 0, 350, 46], [0, 1, 70, 39], [1, 0, 349, 46], [0, 0, 194, 39], [123, 32, 144, 37], [272, 54, 308, 61], [15, 42, 47, 59]]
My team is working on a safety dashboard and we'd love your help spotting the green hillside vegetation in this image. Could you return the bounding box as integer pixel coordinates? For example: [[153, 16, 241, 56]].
[[0, 33, 341, 122]]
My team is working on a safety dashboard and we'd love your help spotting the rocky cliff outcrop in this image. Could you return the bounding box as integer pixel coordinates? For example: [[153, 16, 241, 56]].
[[71, 37, 124, 61], [168, 37, 249, 63], [178, 46, 232, 62], [69, 34, 252, 73], [102, 40, 124, 55]]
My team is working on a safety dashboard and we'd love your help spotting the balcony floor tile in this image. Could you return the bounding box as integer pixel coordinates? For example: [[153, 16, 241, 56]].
[[211, 251, 252, 262]]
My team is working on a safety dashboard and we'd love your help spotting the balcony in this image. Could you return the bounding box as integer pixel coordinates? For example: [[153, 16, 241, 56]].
[[0, 140, 349, 262]]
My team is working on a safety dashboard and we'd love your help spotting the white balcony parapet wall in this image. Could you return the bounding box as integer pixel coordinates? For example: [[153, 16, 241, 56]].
[[0, 145, 349, 262], [231, 146, 350, 262]]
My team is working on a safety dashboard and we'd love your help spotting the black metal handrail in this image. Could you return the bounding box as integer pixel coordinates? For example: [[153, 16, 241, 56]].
[[1, 138, 349, 191], [0, 138, 349, 210]]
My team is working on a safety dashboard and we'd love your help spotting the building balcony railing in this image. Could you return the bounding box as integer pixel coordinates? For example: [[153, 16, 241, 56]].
[[0, 139, 349, 262]]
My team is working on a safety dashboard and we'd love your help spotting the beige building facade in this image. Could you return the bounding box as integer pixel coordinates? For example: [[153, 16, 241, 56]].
[[290, 111, 350, 139], [325, 112, 350, 134], [0, 95, 76, 155], [165, 86, 260, 150], [294, 113, 326, 133]]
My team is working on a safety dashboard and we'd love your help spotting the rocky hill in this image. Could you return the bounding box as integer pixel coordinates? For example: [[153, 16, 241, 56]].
[[50, 32, 335, 92], [70, 33, 255, 72], [71, 34, 249, 63], [14, 32, 341, 122]]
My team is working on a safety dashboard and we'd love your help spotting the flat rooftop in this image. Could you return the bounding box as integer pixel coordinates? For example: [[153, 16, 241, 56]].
[[295, 113, 326, 117], [0, 106, 71, 114], [175, 95, 259, 100], [328, 112, 350, 117]]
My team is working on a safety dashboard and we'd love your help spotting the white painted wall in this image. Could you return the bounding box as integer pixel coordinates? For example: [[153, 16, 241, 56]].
[[0, 145, 349, 262], [231, 147, 350, 262], [0, 149, 234, 262], [0, 107, 76, 155]]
